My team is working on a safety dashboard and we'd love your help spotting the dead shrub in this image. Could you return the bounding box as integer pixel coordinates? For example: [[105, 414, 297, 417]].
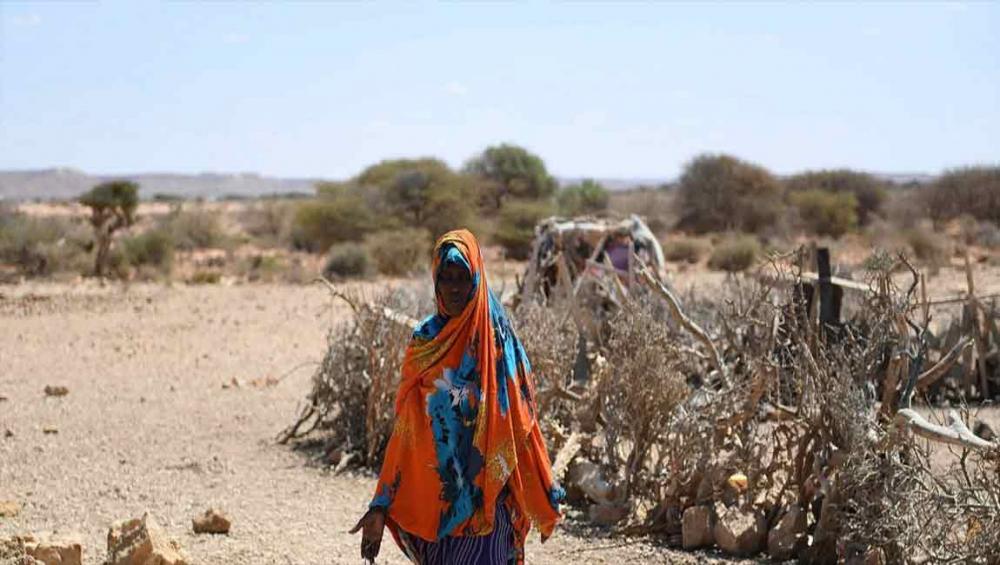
[[280, 287, 425, 469]]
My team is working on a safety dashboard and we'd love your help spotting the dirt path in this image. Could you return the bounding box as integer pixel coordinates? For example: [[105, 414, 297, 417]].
[[0, 282, 751, 564]]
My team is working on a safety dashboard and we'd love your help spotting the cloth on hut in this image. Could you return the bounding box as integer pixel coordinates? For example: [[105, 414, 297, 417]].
[[369, 229, 563, 565]]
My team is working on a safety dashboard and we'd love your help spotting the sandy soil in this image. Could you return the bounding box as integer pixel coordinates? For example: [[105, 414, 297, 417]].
[[0, 281, 754, 565]]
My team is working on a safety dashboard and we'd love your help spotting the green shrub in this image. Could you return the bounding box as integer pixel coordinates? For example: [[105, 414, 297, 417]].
[[676, 154, 784, 234], [707, 235, 761, 272], [365, 228, 432, 276], [494, 199, 554, 260], [662, 237, 706, 264], [924, 166, 1000, 225], [188, 270, 222, 284], [162, 207, 227, 250], [785, 169, 887, 225], [122, 229, 174, 272], [292, 188, 374, 253], [322, 242, 372, 279], [0, 213, 91, 276], [355, 159, 476, 238], [557, 179, 610, 216], [789, 189, 858, 238], [464, 144, 557, 211]]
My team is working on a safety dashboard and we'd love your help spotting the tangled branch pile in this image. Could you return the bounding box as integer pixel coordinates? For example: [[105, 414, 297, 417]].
[[284, 255, 1000, 563], [279, 283, 424, 470]]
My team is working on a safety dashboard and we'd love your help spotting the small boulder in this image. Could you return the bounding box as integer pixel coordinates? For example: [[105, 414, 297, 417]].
[[714, 504, 766, 556], [767, 504, 807, 560], [0, 500, 21, 518], [43, 386, 68, 398], [681, 505, 714, 549], [192, 509, 230, 535], [23, 533, 83, 565], [107, 513, 188, 565], [587, 503, 629, 527]]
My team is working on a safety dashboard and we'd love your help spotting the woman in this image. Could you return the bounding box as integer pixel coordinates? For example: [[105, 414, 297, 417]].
[[351, 229, 563, 564]]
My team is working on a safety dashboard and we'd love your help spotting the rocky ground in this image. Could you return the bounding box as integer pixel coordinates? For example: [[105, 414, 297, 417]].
[[0, 281, 757, 564]]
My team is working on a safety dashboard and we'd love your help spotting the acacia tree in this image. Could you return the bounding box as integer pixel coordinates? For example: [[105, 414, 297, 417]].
[[676, 154, 783, 234], [79, 180, 139, 276], [557, 179, 610, 216], [464, 144, 556, 211], [357, 158, 475, 237]]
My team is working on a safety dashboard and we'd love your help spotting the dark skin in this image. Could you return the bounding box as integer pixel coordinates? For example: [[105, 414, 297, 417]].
[[350, 261, 474, 562]]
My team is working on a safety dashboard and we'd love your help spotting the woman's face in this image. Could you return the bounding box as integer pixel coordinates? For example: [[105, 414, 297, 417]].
[[437, 262, 473, 317]]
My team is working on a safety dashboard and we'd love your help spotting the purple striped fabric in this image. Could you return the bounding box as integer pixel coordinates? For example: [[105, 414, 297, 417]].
[[395, 498, 516, 565]]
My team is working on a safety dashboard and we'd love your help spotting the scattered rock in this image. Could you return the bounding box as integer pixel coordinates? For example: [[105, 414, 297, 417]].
[[107, 513, 188, 565], [0, 500, 21, 518], [43, 386, 69, 398], [23, 533, 83, 565], [221, 377, 242, 390], [714, 504, 766, 556], [587, 502, 629, 527], [192, 509, 231, 535], [3, 429, 12, 439], [0, 394, 8, 402], [767, 504, 807, 560], [681, 505, 714, 550]]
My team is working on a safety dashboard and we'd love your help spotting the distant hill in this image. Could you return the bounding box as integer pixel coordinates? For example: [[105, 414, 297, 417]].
[[0, 168, 935, 202], [0, 168, 319, 202]]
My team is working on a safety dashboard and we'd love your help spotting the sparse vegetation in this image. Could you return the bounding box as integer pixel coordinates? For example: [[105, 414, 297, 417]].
[[925, 166, 1000, 225], [121, 228, 174, 274], [364, 228, 432, 277], [161, 206, 227, 250], [661, 236, 707, 264], [707, 234, 761, 272], [323, 242, 372, 279], [494, 199, 554, 260], [0, 212, 91, 277]]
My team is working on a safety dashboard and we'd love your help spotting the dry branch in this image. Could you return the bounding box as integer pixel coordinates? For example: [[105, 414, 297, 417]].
[[894, 408, 999, 451]]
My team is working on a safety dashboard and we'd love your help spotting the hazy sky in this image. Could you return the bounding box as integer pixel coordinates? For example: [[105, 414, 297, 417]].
[[1, 1, 997, 180]]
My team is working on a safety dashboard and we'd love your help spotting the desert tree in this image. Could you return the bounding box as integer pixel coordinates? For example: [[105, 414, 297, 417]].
[[464, 143, 557, 211], [557, 179, 610, 216], [79, 180, 139, 276], [675, 153, 783, 234]]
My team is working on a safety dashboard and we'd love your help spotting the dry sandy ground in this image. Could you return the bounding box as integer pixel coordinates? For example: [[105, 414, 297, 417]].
[[0, 281, 755, 565]]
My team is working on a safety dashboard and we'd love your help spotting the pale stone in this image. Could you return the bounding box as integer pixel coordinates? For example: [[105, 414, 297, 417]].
[[106, 513, 188, 565], [714, 504, 766, 556], [681, 505, 714, 549], [24, 533, 83, 565], [0, 501, 20, 518]]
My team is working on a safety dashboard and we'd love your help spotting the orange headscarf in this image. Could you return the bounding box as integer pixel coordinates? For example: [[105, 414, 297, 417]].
[[370, 229, 562, 561]]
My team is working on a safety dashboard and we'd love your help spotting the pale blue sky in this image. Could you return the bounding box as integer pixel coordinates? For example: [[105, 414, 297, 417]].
[[1, 1, 997, 180]]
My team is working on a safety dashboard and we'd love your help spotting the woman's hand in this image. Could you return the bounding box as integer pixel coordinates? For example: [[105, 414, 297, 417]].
[[349, 508, 386, 563]]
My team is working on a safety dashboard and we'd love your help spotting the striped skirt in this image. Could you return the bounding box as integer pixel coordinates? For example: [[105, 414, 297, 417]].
[[395, 499, 516, 565]]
